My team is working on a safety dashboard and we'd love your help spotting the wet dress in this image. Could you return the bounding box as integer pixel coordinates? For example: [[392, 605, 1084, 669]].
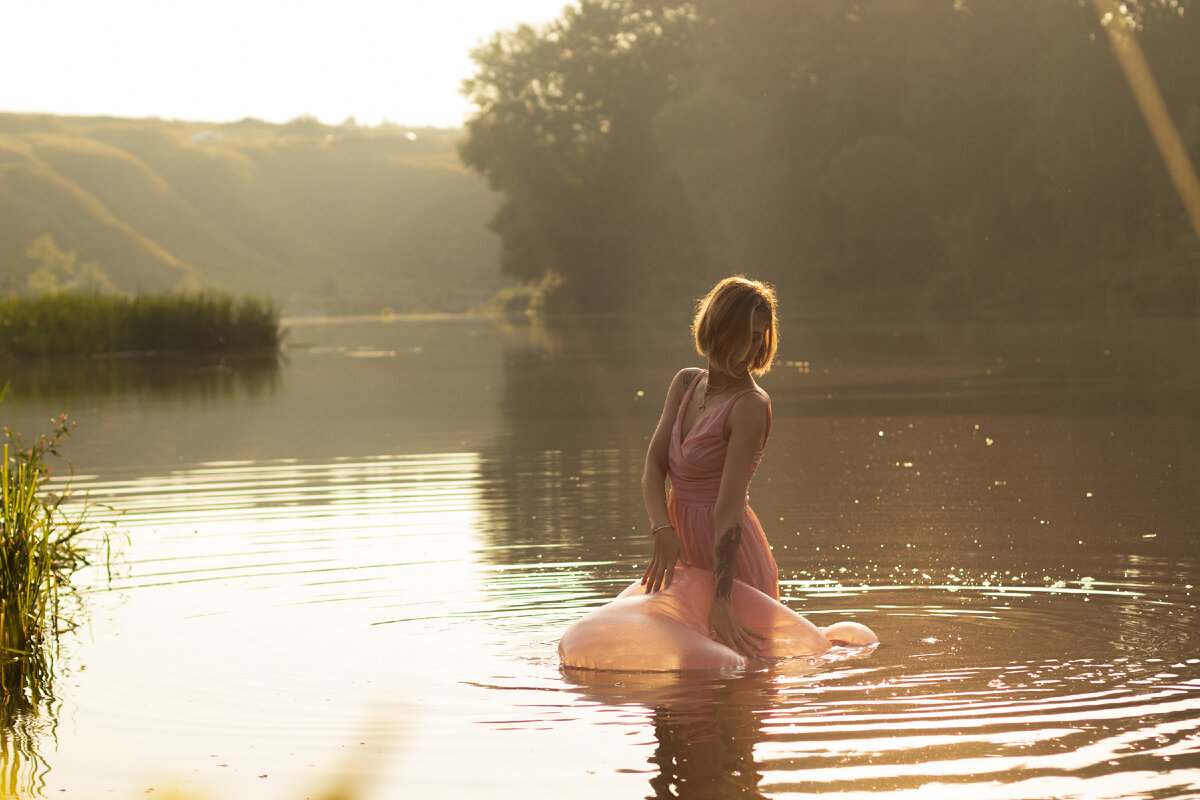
[[558, 370, 835, 672]]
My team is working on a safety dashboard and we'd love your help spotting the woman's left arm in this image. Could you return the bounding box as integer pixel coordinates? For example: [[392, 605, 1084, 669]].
[[708, 392, 771, 655]]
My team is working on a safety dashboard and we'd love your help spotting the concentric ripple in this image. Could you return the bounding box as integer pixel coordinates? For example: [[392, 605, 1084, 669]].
[[27, 454, 1200, 799]]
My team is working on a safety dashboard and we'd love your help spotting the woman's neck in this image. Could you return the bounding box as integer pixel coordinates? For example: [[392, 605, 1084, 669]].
[[705, 363, 750, 389]]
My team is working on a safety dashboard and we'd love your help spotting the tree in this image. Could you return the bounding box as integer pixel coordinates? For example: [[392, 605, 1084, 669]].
[[460, 0, 703, 310], [461, 0, 1199, 315], [25, 233, 76, 294], [23, 234, 115, 295]]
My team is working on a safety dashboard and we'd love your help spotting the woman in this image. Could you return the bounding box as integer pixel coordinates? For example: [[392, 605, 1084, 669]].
[[559, 276, 877, 672]]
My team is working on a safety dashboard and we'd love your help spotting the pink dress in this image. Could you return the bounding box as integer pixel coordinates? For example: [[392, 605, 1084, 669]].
[[558, 371, 835, 671]]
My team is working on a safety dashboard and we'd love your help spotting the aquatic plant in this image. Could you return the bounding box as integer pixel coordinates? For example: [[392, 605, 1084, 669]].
[[0, 292, 281, 358], [0, 384, 90, 722]]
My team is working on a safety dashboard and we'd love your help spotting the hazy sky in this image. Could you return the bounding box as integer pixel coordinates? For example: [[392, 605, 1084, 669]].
[[2, 0, 570, 128]]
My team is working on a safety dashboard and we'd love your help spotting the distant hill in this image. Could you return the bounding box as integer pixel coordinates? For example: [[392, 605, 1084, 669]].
[[0, 113, 504, 313]]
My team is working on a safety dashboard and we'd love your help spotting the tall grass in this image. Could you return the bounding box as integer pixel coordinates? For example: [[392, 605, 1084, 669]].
[[0, 292, 281, 357], [1, 385, 89, 723]]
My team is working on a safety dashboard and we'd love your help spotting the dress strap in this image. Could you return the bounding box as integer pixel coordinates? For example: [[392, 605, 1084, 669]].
[[673, 368, 707, 437], [679, 368, 705, 407]]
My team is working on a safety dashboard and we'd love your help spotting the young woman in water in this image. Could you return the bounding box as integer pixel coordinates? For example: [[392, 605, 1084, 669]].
[[559, 276, 877, 671]]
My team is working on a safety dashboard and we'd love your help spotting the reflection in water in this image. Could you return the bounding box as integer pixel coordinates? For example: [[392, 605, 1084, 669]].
[[0, 317, 1195, 797], [69, 453, 487, 610], [489, 318, 1200, 798], [29, 452, 488, 797], [647, 681, 766, 800], [0, 351, 280, 402], [565, 670, 774, 800], [750, 650, 1200, 798], [1, 615, 60, 796], [1, 692, 52, 800], [476, 320, 694, 611]]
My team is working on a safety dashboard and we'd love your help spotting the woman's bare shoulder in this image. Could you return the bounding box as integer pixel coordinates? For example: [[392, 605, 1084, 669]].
[[728, 387, 770, 427], [668, 366, 702, 393]]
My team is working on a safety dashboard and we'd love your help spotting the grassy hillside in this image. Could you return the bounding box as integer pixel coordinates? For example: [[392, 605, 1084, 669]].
[[0, 114, 503, 313]]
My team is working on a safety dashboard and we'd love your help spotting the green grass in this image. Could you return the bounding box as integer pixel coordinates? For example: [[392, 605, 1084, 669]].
[[0, 292, 281, 357], [1, 385, 90, 721]]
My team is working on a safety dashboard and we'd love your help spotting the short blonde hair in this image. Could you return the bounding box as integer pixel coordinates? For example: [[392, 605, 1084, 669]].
[[692, 276, 778, 376]]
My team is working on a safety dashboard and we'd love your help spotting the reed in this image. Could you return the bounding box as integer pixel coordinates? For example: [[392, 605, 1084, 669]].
[[1, 385, 89, 721], [0, 292, 281, 357]]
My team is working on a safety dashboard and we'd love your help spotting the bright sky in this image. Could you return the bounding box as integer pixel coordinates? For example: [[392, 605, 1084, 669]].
[[2, 0, 571, 128]]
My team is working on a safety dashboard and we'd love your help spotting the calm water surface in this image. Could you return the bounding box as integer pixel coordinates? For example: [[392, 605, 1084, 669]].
[[1, 316, 1197, 799]]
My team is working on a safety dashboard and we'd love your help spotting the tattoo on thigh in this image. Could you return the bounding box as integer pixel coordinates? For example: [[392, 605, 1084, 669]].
[[714, 524, 742, 599]]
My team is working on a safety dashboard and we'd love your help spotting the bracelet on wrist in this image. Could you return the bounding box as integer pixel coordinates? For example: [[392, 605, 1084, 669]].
[[651, 524, 673, 535]]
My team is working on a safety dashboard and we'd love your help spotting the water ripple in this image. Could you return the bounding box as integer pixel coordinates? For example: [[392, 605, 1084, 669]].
[[46, 453, 1200, 799]]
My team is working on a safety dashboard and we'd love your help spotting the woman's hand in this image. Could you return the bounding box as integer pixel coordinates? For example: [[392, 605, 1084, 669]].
[[641, 526, 690, 593], [709, 596, 765, 657]]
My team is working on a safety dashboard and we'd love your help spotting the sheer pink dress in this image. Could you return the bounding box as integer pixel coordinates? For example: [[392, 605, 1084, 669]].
[[558, 371, 836, 672]]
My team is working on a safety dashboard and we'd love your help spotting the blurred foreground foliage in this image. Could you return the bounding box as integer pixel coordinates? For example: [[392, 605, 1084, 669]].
[[462, 0, 1200, 317]]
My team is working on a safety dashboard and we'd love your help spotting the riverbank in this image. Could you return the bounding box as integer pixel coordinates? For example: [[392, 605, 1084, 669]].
[[0, 293, 281, 358]]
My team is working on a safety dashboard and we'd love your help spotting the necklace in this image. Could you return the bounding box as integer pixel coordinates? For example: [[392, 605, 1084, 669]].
[[698, 379, 735, 413]]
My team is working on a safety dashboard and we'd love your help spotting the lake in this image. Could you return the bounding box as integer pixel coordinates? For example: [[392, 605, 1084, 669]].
[[1, 314, 1197, 799]]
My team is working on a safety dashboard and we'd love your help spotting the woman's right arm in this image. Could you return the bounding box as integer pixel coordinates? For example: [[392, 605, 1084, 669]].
[[640, 368, 695, 593]]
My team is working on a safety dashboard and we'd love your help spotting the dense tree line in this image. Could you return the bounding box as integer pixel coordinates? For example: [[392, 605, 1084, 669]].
[[461, 0, 1199, 316]]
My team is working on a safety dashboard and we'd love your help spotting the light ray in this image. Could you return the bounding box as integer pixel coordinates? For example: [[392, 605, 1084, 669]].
[[1092, 0, 1200, 242]]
